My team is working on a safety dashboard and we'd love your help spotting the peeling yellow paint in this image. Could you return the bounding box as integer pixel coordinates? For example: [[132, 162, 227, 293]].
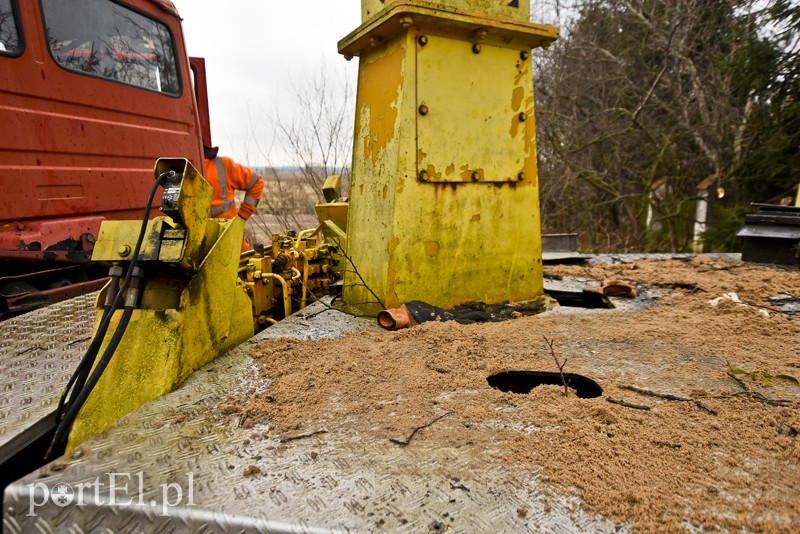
[[445, 163, 455, 175], [511, 86, 524, 112], [359, 46, 406, 163], [470, 214, 481, 222], [426, 164, 443, 181], [424, 241, 440, 256]]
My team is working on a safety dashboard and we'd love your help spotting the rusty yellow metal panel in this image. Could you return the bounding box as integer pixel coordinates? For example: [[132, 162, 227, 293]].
[[91, 219, 166, 262], [343, 0, 551, 312], [344, 1, 557, 62], [154, 158, 214, 271], [343, 33, 413, 312], [417, 35, 529, 183], [361, 0, 531, 22], [68, 216, 254, 449]]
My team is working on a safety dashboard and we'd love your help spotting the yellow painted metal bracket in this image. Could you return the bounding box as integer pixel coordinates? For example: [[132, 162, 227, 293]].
[[68, 160, 254, 449], [340, 1, 558, 59]]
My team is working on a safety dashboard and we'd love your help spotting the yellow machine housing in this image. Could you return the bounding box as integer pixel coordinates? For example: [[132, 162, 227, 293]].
[[69, 159, 254, 448], [68, 160, 341, 448], [340, 0, 558, 313]]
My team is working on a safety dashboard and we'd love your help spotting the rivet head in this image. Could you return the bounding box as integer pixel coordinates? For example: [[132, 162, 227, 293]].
[[517, 172, 526, 181], [472, 43, 482, 54], [369, 36, 382, 48], [418, 35, 428, 46], [418, 170, 429, 182], [418, 104, 429, 116], [118, 245, 131, 257], [518, 112, 528, 122], [400, 16, 414, 28], [520, 50, 530, 60], [471, 171, 481, 182]]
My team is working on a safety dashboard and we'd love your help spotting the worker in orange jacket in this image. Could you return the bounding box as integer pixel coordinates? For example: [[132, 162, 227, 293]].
[[203, 146, 264, 221]]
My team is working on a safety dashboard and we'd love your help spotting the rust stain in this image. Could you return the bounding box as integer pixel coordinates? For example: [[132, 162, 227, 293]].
[[417, 147, 428, 165], [511, 86, 524, 112], [426, 164, 443, 181], [424, 241, 440, 257], [509, 114, 520, 139], [459, 164, 472, 182], [382, 184, 389, 199], [470, 214, 481, 222], [359, 47, 406, 163], [445, 163, 455, 175]]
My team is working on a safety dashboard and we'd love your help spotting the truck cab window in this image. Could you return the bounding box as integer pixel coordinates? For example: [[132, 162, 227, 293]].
[[0, 0, 21, 55], [41, 0, 180, 95]]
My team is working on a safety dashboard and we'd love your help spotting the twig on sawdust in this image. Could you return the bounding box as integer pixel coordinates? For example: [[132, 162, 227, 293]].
[[389, 413, 449, 447], [281, 429, 329, 443], [652, 440, 682, 449], [543, 336, 569, 397], [621, 385, 717, 415], [719, 372, 799, 408], [607, 397, 651, 411]]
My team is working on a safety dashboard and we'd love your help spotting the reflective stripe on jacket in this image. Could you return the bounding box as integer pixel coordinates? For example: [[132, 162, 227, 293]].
[[203, 157, 264, 220]]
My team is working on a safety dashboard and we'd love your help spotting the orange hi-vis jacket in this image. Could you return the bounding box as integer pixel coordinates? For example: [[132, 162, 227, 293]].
[[204, 157, 264, 220]]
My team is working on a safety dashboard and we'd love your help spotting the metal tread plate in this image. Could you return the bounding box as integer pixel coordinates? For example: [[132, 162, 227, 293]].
[[0, 293, 97, 456], [3, 301, 623, 533]]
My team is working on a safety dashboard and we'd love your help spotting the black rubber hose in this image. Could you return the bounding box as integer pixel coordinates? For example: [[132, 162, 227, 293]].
[[54, 275, 117, 425], [48, 305, 135, 457], [49, 171, 171, 456]]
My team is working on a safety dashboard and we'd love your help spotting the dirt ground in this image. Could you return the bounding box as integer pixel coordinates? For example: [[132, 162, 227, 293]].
[[234, 256, 799, 532]]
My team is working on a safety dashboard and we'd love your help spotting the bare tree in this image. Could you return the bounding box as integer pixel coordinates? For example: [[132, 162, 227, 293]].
[[247, 64, 354, 242]]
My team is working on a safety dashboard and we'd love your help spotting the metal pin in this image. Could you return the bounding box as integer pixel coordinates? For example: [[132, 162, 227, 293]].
[[517, 172, 526, 181], [518, 112, 527, 122], [471, 171, 481, 182], [418, 104, 429, 116], [520, 50, 530, 60], [418, 35, 428, 46], [472, 43, 482, 54], [419, 170, 429, 182]]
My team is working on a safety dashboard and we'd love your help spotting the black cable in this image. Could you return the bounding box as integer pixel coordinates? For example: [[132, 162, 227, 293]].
[[48, 305, 135, 456], [54, 275, 118, 426], [48, 171, 171, 458]]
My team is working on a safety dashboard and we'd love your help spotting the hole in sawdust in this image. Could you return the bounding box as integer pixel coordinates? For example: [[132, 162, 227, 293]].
[[487, 371, 603, 399], [545, 289, 614, 309]]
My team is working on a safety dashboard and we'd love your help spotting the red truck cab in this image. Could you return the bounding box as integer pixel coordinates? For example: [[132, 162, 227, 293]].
[[0, 0, 206, 317]]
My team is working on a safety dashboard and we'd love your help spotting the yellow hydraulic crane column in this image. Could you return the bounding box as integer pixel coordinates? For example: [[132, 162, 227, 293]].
[[339, 0, 558, 312]]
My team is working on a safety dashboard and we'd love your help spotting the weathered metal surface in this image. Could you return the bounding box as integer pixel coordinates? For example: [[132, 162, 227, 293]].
[[68, 214, 254, 448], [0, 0, 201, 231], [0, 294, 96, 457], [417, 36, 527, 183], [361, 0, 532, 23], [4, 300, 627, 533], [342, 0, 553, 312], [341, 2, 558, 59]]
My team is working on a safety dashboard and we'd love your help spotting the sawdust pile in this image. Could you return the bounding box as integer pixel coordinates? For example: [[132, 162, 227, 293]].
[[237, 256, 800, 531]]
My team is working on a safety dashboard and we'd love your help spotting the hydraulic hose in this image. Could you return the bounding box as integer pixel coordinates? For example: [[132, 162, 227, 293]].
[[49, 171, 172, 458], [54, 270, 120, 426]]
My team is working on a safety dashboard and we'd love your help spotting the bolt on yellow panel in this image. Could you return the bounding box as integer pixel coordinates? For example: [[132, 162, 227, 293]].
[[417, 35, 529, 182]]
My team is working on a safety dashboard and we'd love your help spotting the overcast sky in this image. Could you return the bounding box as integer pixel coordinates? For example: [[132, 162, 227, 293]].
[[172, 0, 362, 166]]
